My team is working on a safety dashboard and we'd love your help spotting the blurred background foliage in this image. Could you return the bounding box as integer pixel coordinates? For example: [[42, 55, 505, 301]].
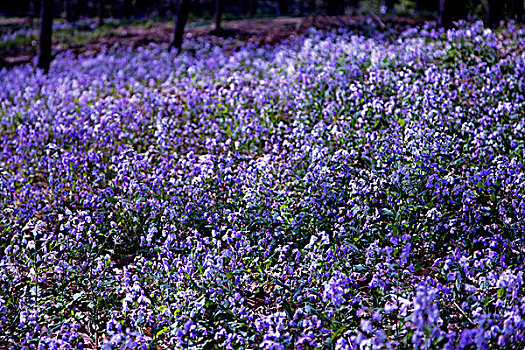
[[0, 0, 517, 22]]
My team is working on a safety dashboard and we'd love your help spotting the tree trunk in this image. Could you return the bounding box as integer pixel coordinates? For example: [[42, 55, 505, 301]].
[[214, 0, 222, 30], [326, 0, 337, 15], [123, 0, 132, 18], [65, 0, 77, 22], [98, 0, 105, 26], [171, 0, 190, 51], [64, 0, 71, 21], [37, 0, 54, 73], [240, 0, 246, 16], [135, 0, 147, 18], [486, 0, 504, 28], [250, 0, 257, 16], [77, 0, 87, 18], [278, 0, 288, 15], [438, 0, 452, 27], [438, 0, 468, 28]]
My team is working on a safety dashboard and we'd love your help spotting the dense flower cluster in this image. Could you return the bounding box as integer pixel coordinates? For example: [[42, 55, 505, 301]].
[[1, 20, 524, 349]]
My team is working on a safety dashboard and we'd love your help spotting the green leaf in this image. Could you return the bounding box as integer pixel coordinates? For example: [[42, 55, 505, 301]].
[[106, 197, 118, 203], [331, 325, 347, 341], [156, 326, 168, 338]]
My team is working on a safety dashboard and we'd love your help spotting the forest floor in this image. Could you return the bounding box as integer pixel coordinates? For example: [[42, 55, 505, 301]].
[[0, 14, 427, 68]]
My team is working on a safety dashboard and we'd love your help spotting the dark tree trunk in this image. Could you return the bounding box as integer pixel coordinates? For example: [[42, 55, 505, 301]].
[[65, 0, 71, 21], [135, 0, 147, 18], [171, 0, 190, 50], [98, 0, 105, 26], [438, 0, 468, 28], [240, 0, 246, 16], [37, 0, 54, 73], [278, 0, 288, 15], [65, 0, 78, 22], [438, 0, 452, 27], [486, 0, 505, 27], [214, 0, 222, 30], [250, 0, 257, 16], [77, 0, 87, 18], [123, 0, 132, 18], [326, 0, 337, 15]]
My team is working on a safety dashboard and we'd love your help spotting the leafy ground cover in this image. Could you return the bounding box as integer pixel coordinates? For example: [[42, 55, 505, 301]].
[[0, 20, 525, 349]]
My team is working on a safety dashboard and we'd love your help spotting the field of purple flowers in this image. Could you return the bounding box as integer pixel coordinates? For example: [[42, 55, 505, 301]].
[[1, 20, 525, 349]]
